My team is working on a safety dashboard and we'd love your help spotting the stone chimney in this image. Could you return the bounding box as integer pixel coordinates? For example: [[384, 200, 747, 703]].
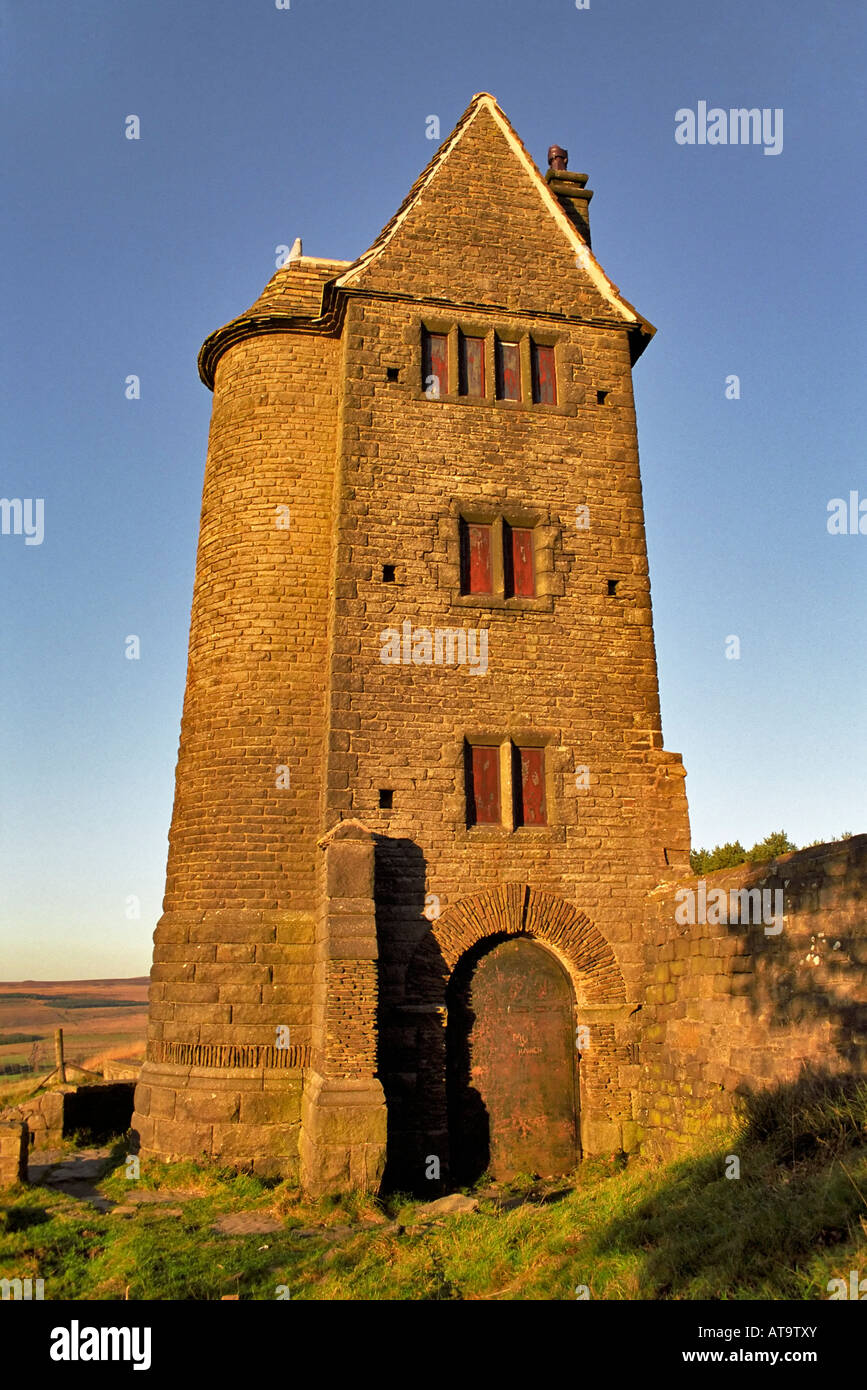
[[545, 145, 593, 248]]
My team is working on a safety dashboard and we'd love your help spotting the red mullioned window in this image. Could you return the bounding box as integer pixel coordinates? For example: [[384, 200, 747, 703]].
[[531, 341, 557, 404], [422, 329, 448, 396], [468, 745, 501, 825], [495, 337, 521, 401], [460, 520, 493, 594], [515, 746, 547, 826], [506, 525, 535, 597], [459, 334, 485, 397]]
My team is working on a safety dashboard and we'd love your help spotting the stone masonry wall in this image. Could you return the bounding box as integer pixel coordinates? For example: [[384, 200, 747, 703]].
[[133, 327, 343, 1177], [639, 835, 867, 1152], [133, 93, 864, 1192], [0, 1121, 28, 1186], [320, 103, 690, 1184], [3, 1090, 66, 1150], [134, 94, 692, 1187]]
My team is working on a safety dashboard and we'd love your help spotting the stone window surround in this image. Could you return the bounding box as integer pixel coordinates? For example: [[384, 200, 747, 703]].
[[463, 729, 556, 835], [440, 500, 562, 613], [417, 316, 566, 413]]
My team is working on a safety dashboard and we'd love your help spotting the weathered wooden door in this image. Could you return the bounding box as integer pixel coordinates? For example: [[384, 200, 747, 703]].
[[447, 937, 578, 1183]]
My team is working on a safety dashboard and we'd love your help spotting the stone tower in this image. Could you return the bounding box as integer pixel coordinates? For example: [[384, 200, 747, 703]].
[[132, 94, 691, 1195]]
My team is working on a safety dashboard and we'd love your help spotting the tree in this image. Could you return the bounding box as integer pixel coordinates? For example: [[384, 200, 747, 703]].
[[689, 830, 798, 876], [690, 841, 747, 875], [747, 830, 798, 864]]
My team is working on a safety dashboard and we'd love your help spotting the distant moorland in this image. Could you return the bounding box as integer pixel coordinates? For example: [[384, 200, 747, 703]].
[[0, 978, 148, 1091]]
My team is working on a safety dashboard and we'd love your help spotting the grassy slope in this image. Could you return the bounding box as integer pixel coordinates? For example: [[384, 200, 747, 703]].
[[1, 1075, 865, 1301]]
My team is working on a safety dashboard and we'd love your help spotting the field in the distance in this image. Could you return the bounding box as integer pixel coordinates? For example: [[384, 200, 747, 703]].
[[0, 978, 148, 1083]]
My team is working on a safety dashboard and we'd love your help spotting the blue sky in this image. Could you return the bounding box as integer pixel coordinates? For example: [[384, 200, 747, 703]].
[[1, 0, 864, 978]]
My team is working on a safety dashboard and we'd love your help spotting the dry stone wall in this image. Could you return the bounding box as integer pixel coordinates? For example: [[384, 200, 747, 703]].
[[639, 836, 867, 1151]]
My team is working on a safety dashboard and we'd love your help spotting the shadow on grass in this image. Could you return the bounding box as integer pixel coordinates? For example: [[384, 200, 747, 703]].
[[2, 1205, 51, 1232], [594, 1071, 867, 1299]]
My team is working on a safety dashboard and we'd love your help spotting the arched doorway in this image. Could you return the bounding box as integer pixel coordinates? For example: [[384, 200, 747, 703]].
[[446, 935, 579, 1184]]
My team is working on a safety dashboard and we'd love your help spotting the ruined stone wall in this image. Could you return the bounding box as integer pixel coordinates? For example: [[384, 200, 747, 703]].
[[639, 836, 867, 1152], [0, 1121, 28, 1186], [2, 1091, 66, 1150]]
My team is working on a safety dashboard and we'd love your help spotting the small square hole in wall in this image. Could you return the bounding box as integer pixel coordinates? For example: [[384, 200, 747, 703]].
[[379, 789, 394, 810], [607, 579, 619, 596], [597, 389, 609, 405], [386, 367, 400, 382], [382, 564, 396, 583]]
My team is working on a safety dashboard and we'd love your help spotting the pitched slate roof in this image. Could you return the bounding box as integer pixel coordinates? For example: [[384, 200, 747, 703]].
[[198, 93, 653, 388], [334, 93, 650, 342], [197, 255, 349, 387]]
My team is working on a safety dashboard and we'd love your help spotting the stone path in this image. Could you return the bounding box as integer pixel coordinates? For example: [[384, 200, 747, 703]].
[[24, 1145, 528, 1233], [28, 1146, 116, 1211], [212, 1212, 283, 1236], [28, 1149, 191, 1217], [410, 1193, 479, 1222], [110, 1192, 187, 1219]]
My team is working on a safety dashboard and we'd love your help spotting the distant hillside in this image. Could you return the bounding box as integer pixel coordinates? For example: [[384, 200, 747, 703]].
[[0, 978, 150, 988], [0, 978, 148, 1088]]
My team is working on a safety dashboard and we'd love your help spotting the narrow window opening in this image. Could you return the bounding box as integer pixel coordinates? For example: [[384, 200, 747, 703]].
[[531, 341, 557, 405], [386, 367, 400, 383], [597, 389, 609, 405], [514, 745, 547, 827], [421, 328, 448, 397], [458, 332, 485, 397], [466, 743, 501, 826], [382, 564, 396, 583], [494, 336, 521, 401], [607, 579, 619, 596], [504, 523, 536, 598], [379, 789, 394, 810], [663, 847, 671, 865], [459, 519, 494, 595]]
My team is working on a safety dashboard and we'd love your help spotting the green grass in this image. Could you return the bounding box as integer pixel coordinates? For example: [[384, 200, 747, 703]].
[[1, 1073, 865, 1300]]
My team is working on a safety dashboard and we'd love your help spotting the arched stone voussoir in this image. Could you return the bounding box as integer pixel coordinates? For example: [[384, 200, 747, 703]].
[[408, 883, 626, 1006]]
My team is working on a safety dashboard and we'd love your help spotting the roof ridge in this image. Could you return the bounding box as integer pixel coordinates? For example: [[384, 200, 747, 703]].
[[332, 94, 648, 339], [198, 94, 655, 390], [337, 93, 491, 282]]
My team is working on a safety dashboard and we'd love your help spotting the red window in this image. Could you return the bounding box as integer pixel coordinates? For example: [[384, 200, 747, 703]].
[[495, 337, 521, 401], [422, 329, 448, 397], [460, 520, 493, 594], [516, 746, 547, 826], [505, 525, 535, 597], [459, 333, 485, 397], [531, 342, 557, 404], [468, 745, 500, 825]]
